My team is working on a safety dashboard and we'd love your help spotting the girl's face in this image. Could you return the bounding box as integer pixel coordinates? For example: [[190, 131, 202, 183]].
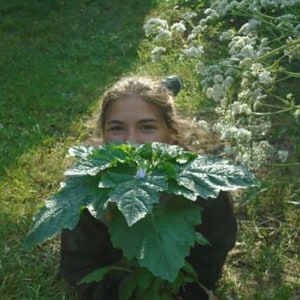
[[103, 96, 174, 144]]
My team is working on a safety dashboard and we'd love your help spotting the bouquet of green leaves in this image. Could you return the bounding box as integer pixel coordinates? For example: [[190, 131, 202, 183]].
[[24, 142, 259, 299]]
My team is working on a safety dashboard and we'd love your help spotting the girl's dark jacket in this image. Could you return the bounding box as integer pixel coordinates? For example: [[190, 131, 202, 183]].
[[60, 191, 237, 300]]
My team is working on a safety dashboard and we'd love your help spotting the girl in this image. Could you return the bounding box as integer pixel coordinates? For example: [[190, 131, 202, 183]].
[[60, 75, 237, 299]]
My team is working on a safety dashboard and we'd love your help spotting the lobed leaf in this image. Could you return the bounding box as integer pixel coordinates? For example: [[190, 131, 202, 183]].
[[102, 168, 168, 226], [109, 198, 202, 282], [24, 175, 107, 248], [176, 156, 259, 199], [65, 144, 130, 176], [25, 142, 259, 257]]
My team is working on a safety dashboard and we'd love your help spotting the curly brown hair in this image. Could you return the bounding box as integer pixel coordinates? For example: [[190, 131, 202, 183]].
[[95, 75, 221, 154]]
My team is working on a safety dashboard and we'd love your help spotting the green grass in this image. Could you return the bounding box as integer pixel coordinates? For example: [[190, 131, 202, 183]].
[[0, 0, 153, 298], [0, 0, 152, 172], [1, 0, 300, 299]]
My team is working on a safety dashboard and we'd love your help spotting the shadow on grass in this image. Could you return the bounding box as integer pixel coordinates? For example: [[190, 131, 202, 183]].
[[0, 0, 154, 176]]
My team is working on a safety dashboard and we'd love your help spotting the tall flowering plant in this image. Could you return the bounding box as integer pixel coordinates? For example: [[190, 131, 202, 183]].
[[143, 0, 300, 170]]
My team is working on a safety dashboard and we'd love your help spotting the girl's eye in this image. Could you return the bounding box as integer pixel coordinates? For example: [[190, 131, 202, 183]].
[[140, 125, 156, 131], [108, 126, 124, 132]]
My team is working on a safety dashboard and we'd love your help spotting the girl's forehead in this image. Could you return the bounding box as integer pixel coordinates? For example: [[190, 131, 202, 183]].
[[106, 96, 161, 119]]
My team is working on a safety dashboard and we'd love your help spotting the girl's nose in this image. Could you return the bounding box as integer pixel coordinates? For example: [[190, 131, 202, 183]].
[[126, 129, 140, 143]]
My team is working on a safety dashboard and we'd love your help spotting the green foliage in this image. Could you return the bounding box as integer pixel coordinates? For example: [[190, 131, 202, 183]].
[[25, 142, 258, 247], [24, 142, 258, 297], [24, 175, 108, 248], [109, 198, 201, 282]]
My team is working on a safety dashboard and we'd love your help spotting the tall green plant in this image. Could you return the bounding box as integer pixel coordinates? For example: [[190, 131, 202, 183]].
[[25, 142, 258, 298]]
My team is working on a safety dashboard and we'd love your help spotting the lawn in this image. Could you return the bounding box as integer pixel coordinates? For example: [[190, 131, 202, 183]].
[[0, 1, 153, 298]]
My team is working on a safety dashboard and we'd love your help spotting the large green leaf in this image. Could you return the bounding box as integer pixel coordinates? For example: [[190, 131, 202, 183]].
[[109, 198, 201, 282], [175, 156, 259, 199], [24, 175, 107, 248], [65, 144, 131, 176], [25, 142, 259, 262], [101, 168, 168, 226], [166, 177, 198, 201]]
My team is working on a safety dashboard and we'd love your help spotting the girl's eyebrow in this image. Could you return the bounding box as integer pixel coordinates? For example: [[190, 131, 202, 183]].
[[138, 119, 159, 123], [106, 120, 124, 125], [106, 119, 159, 124]]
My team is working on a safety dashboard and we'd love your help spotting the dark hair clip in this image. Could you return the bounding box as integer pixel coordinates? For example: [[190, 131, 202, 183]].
[[162, 75, 183, 96]]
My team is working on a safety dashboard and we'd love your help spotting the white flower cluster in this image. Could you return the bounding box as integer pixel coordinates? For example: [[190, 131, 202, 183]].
[[295, 108, 300, 120], [151, 46, 166, 62], [143, 18, 172, 61], [182, 45, 204, 59], [182, 11, 197, 21], [211, 0, 300, 13], [196, 119, 210, 132], [285, 37, 300, 62], [235, 140, 273, 170], [171, 21, 186, 34], [277, 150, 289, 163], [144, 18, 169, 37], [143, 1, 300, 169], [143, 9, 211, 63]]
